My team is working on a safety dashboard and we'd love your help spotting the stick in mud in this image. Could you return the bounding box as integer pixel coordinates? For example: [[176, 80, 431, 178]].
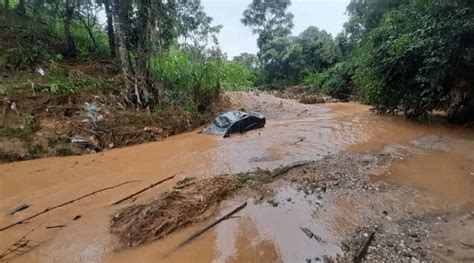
[[354, 231, 375, 263], [9, 203, 29, 215], [0, 225, 40, 259], [46, 225, 66, 229], [111, 173, 180, 205], [270, 160, 313, 179], [167, 202, 247, 256], [0, 180, 138, 232]]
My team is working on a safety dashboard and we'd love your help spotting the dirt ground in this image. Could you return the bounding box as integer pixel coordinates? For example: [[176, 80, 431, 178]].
[[272, 86, 343, 104]]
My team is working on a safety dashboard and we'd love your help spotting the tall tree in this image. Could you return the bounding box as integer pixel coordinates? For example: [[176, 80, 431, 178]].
[[241, 0, 294, 50], [233, 53, 259, 70], [111, 0, 131, 74], [101, 0, 115, 57], [64, 0, 77, 58]]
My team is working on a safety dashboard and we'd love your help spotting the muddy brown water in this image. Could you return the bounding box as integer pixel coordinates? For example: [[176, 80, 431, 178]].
[[0, 92, 473, 262]]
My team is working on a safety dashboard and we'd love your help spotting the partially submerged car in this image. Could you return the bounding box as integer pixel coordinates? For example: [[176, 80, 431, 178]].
[[202, 110, 266, 137]]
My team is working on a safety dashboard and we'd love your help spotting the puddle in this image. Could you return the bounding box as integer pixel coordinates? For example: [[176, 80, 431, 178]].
[[214, 186, 342, 263], [377, 139, 474, 204]]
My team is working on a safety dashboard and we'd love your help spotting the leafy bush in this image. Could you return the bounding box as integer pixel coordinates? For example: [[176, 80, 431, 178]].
[[150, 46, 255, 111], [304, 61, 354, 98], [354, 0, 474, 122], [150, 47, 220, 112], [72, 24, 110, 61], [3, 12, 110, 69], [219, 61, 254, 91]]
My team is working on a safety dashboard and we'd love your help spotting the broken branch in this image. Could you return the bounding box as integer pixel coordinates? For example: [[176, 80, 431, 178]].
[[0, 180, 138, 232], [174, 202, 247, 251], [354, 231, 375, 263], [270, 160, 313, 179], [111, 173, 179, 205], [0, 225, 40, 259], [46, 225, 66, 229]]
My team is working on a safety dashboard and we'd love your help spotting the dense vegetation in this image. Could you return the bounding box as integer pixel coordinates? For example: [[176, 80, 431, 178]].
[[237, 0, 473, 122], [1, 0, 472, 122], [0, 0, 253, 113], [352, 0, 474, 122]]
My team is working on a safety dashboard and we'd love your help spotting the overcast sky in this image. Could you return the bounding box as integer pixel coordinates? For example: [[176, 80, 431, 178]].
[[202, 0, 350, 58]]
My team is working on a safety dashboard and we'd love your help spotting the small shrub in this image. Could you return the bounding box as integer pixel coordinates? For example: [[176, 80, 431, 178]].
[[304, 61, 354, 98]]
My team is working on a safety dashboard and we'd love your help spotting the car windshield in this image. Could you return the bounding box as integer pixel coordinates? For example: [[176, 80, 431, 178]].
[[214, 111, 248, 128]]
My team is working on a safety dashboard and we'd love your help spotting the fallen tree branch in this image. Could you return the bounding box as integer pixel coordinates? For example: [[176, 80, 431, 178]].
[[46, 225, 66, 229], [354, 231, 375, 263], [270, 160, 313, 179], [0, 225, 40, 259], [0, 180, 138, 232], [111, 173, 180, 205], [173, 202, 247, 251]]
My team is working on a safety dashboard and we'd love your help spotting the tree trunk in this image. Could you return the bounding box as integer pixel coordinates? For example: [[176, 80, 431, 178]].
[[111, 0, 132, 74], [64, 0, 76, 58], [111, 0, 135, 106], [103, 0, 116, 57], [136, 1, 154, 101]]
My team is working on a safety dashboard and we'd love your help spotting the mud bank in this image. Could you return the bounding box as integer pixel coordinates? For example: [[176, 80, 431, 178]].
[[0, 92, 473, 262], [1, 91, 225, 163]]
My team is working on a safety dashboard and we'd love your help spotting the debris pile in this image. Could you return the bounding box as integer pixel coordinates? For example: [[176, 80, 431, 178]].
[[111, 176, 239, 247]]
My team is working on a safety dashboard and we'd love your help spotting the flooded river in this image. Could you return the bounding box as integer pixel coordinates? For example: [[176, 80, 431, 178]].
[[1, 92, 473, 262]]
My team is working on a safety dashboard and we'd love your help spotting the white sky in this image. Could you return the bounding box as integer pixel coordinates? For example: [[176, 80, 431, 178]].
[[97, 0, 350, 58], [202, 0, 350, 58]]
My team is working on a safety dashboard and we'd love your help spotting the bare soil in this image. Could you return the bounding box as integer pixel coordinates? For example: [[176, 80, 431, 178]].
[[272, 85, 342, 104], [0, 88, 224, 163]]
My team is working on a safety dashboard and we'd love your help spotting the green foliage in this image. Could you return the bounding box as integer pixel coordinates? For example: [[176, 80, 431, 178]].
[[4, 19, 61, 69], [149, 47, 216, 112], [219, 61, 255, 91], [256, 27, 341, 87], [71, 24, 110, 61], [233, 53, 258, 70], [150, 46, 255, 111], [3, 4, 110, 69], [354, 0, 474, 122], [305, 61, 354, 98], [38, 62, 118, 95], [242, 0, 294, 49]]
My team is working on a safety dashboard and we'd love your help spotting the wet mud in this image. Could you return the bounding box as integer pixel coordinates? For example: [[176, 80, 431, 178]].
[[0, 91, 473, 262]]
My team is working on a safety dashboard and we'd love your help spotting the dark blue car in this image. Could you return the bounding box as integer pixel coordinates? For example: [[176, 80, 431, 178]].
[[202, 111, 266, 137]]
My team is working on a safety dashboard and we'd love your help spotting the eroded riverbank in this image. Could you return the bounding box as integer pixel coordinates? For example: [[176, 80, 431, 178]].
[[1, 92, 473, 262]]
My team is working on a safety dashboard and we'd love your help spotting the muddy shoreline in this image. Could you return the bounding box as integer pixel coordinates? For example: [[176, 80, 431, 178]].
[[0, 91, 230, 163]]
